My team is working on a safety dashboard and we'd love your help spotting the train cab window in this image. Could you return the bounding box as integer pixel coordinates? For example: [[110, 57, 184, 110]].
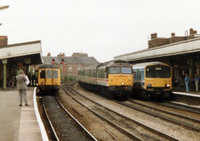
[[53, 70, 58, 78], [146, 66, 171, 78], [40, 70, 45, 79], [109, 67, 120, 74], [47, 70, 52, 78], [121, 67, 132, 74]]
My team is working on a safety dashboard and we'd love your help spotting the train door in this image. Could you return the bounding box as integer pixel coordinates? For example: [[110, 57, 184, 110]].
[[52, 69, 60, 86], [46, 69, 52, 86], [38, 69, 45, 85]]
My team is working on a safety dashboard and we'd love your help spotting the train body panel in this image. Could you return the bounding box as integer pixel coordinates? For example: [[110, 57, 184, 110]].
[[133, 62, 172, 100], [108, 74, 133, 86], [96, 78, 108, 87], [145, 78, 172, 89]]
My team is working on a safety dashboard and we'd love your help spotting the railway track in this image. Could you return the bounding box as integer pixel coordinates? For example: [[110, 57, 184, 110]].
[[63, 84, 179, 141], [160, 101, 200, 114], [119, 99, 200, 132], [42, 94, 97, 141]]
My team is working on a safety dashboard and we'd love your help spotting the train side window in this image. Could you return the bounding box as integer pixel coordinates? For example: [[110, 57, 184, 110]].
[[53, 70, 58, 78], [97, 69, 104, 78], [88, 70, 92, 77], [141, 68, 144, 81], [40, 70, 45, 79], [133, 69, 137, 80], [47, 70, 52, 78], [137, 69, 142, 80], [91, 69, 96, 77], [85, 69, 89, 77]]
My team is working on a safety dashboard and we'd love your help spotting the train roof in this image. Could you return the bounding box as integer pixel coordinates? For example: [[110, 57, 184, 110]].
[[132, 61, 170, 69], [98, 60, 131, 68], [38, 63, 59, 69], [78, 60, 132, 71]]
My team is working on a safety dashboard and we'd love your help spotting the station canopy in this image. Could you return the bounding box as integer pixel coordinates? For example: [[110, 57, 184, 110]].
[[114, 36, 200, 62], [0, 40, 43, 65]]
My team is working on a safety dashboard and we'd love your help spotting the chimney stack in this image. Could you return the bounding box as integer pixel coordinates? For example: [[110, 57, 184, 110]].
[[47, 52, 51, 57], [171, 32, 175, 37], [0, 36, 8, 47], [151, 33, 157, 39], [190, 28, 197, 35]]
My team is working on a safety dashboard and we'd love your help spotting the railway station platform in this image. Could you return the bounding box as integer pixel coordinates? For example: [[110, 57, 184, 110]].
[[0, 87, 47, 141], [172, 86, 200, 107], [173, 86, 200, 96]]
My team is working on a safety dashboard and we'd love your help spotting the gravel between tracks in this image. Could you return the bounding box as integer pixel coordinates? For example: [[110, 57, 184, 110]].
[[57, 88, 133, 141], [70, 84, 200, 141]]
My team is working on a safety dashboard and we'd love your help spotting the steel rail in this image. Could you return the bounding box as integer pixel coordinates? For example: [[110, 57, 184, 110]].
[[62, 84, 142, 141], [42, 97, 60, 141], [64, 84, 179, 141], [121, 100, 200, 132], [130, 99, 200, 123], [55, 96, 98, 141], [160, 101, 200, 114]]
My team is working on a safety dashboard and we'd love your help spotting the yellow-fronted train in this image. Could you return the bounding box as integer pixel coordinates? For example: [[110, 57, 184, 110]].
[[36, 64, 61, 95], [78, 60, 133, 100], [132, 62, 172, 101]]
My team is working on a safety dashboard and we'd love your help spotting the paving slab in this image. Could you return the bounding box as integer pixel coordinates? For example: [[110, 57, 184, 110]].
[[0, 88, 43, 141]]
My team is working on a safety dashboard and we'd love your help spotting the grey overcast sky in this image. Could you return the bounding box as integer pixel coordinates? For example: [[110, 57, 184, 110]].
[[0, 0, 200, 62]]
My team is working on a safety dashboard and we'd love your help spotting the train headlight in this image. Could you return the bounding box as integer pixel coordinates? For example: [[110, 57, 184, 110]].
[[122, 82, 124, 85], [147, 84, 152, 87], [165, 84, 170, 87]]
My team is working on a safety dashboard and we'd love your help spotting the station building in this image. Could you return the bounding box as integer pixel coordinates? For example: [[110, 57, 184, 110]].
[[114, 28, 200, 84], [0, 36, 43, 89]]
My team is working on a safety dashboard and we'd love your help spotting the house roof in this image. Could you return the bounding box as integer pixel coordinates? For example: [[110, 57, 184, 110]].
[[43, 56, 99, 65]]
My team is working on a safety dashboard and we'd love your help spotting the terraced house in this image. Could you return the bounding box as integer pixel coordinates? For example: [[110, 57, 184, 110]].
[[43, 52, 99, 79]]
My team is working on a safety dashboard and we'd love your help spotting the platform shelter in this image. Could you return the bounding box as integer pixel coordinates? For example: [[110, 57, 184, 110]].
[[0, 40, 43, 89], [114, 28, 200, 83]]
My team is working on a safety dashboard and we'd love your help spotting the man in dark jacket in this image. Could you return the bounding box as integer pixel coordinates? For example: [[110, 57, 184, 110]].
[[16, 70, 29, 106]]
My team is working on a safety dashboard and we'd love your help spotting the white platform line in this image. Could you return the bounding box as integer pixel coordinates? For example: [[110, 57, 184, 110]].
[[33, 87, 49, 141], [173, 91, 200, 98]]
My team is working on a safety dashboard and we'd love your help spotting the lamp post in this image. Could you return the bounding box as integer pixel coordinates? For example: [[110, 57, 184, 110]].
[[0, 5, 9, 10], [0, 5, 9, 26]]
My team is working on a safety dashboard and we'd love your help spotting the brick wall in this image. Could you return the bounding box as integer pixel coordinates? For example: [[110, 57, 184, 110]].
[[148, 28, 198, 48], [0, 36, 8, 47], [148, 38, 168, 48]]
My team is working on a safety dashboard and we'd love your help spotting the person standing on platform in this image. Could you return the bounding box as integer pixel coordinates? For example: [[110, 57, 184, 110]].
[[184, 73, 190, 92], [16, 70, 29, 106], [176, 75, 181, 88], [194, 73, 199, 91]]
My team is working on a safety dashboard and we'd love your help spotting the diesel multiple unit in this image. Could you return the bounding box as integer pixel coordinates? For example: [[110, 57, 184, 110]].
[[37, 64, 61, 94], [132, 62, 172, 100]]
